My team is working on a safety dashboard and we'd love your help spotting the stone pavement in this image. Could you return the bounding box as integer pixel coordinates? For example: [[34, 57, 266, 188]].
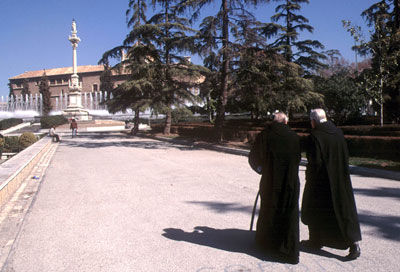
[[0, 132, 399, 272]]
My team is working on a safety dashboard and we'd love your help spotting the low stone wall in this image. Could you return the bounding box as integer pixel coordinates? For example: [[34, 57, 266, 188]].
[[0, 136, 52, 209]]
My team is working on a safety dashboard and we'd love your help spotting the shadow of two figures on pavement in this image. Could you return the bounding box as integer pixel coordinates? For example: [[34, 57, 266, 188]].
[[162, 226, 348, 264]]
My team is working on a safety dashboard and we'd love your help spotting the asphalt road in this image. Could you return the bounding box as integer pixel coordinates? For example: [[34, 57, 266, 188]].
[[1, 133, 399, 272]]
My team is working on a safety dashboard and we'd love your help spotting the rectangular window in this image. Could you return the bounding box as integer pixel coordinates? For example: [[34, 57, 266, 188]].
[[93, 84, 98, 92], [50, 79, 56, 85]]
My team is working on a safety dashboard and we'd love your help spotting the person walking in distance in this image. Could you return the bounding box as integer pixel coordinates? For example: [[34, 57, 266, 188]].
[[301, 108, 362, 260], [248, 112, 301, 264], [70, 118, 78, 138]]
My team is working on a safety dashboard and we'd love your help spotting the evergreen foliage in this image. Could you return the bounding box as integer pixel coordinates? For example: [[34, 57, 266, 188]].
[[2, 136, 19, 153], [313, 67, 368, 124], [101, 0, 208, 135], [267, 0, 326, 71], [18, 132, 38, 150], [40, 115, 68, 129], [0, 118, 23, 130], [176, 0, 270, 140], [99, 63, 114, 99], [38, 72, 52, 116], [21, 79, 31, 101]]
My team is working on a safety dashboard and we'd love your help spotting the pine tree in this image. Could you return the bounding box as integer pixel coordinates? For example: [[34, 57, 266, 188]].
[[21, 79, 31, 109], [268, 0, 326, 71], [254, 0, 324, 115], [101, 0, 207, 135], [176, 0, 270, 141], [99, 62, 114, 100], [127, 0, 207, 134], [8, 82, 15, 99], [99, 0, 149, 135], [39, 72, 52, 116]]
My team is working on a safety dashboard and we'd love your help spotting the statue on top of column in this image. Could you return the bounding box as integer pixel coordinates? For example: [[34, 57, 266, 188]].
[[72, 19, 77, 33]]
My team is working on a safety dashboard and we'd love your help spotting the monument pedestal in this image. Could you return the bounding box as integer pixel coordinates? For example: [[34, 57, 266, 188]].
[[62, 88, 91, 121], [63, 107, 91, 121]]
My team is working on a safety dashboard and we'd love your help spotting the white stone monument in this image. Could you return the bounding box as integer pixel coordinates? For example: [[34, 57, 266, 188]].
[[63, 19, 90, 120]]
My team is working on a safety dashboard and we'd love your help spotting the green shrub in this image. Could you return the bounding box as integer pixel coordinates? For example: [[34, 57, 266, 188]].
[[18, 132, 38, 150], [172, 107, 193, 124], [3, 136, 19, 152], [0, 118, 23, 130], [40, 115, 68, 129], [0, 135, 4, 157]]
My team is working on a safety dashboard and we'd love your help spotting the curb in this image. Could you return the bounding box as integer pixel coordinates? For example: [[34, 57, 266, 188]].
[[0, 137, 53, 209], [0, 122, 31, 135]]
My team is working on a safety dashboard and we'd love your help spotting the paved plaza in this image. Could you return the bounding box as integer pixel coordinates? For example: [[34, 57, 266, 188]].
[[0, 132, 399, 271]]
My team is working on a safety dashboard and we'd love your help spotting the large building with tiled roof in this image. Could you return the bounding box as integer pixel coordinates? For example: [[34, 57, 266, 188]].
[[8, 65, 127, 110]]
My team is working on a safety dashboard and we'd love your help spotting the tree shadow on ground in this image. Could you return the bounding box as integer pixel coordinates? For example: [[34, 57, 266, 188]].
[[354, 187, 400, 200], [59, 136, 198, 151], [349, 166, 400, 181], [186, 201, 254, 215], [358, 211, 400, 241]]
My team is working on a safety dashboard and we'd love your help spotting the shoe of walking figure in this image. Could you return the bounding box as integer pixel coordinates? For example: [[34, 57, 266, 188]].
[[346, 242, 361, 260]]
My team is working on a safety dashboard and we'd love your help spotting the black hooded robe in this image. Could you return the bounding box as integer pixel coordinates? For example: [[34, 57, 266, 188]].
[[249, 123, 301, 262], [301, 121, 362, 249]]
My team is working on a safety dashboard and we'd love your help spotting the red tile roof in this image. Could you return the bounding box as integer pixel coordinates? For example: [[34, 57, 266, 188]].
[[9, 65, 105, 80]]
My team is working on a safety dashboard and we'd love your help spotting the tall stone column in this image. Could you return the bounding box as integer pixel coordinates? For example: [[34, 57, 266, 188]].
[[63, 19, 90, 120]]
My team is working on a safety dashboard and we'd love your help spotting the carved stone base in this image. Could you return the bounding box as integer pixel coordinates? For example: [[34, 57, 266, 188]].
[[62, 108, 91, 121]]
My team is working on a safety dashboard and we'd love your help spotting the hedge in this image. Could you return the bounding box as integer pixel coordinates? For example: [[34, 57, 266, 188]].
[[40, 115, 68, 129], [151, 123, 400, 161], [338, 125, 400, 137], [0, 118, 23, 130]]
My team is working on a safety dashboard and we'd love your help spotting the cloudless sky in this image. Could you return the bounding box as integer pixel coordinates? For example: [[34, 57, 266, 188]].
[[0, 0, 378, 98]]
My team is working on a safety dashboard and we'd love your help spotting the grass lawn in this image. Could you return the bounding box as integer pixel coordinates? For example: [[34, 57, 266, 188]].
[[349, 157, 400, 172], [301, 153, 400, 172]]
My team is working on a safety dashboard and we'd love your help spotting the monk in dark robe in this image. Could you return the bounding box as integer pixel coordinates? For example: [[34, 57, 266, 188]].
[[249, 112, 301, 264], [301, 108, 362, 260]]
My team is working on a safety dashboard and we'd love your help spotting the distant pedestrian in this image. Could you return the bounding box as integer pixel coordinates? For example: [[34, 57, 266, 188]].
[[301, 108, 362, 260], [70, 118, 78, 138], [49, 125, 60, 142], [248, 112, 301, 264]]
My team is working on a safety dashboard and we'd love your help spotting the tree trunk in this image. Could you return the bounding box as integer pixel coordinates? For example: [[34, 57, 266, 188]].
[[214, 0, 229, 142], [285, 0, 292, 62], [380, 72, 384, 127], [395, 0, 399, 30], [163, 2, 172, 136], [206, 95, 214, 123], [164, 109, 172, 135], [131, 108, 140, 135]]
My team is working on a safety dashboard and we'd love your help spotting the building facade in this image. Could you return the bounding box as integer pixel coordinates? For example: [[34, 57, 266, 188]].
[[8, 65, 127, 111]]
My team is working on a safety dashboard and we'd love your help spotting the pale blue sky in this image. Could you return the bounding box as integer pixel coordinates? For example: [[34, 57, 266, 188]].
[[0, 0, 377, 98]]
